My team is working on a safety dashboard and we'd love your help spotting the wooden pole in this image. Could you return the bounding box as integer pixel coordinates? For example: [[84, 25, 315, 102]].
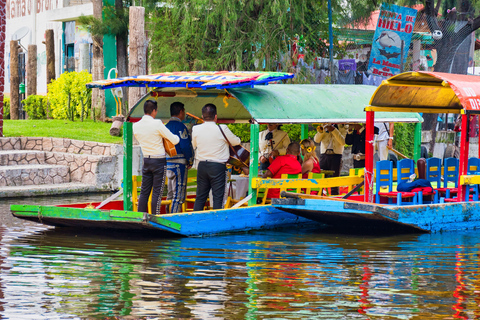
[[248, 123, 259, 206], [0, 0, 6, 136], [27, 44, 37, 96], [128, 6, 146, 110], [458, 113, 468, 202], [92, 0, 105, 121], [9, 40, 19, 120], [365, 110, 375, 203], [45, 30, 55, 86]]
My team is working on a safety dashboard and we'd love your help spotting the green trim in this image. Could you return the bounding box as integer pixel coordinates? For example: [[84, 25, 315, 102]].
[[249, 123, 259, 206], [10, 205, 40, 213], [413, 122, 422, 162], [149, 215, 182, 231], [301, 124, 308, 140], [123, 122, 133, 211]]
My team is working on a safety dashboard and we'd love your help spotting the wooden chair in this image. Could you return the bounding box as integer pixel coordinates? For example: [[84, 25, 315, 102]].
[[132, 175, 172, 214], [279, 173, 302, 195], [423, 157, 441, 203], [397, 158, 415, 183], [466, 157, 480, 201], [376, 160, 418, 205], [440, 157, 459, 198], [306, 172, 325, 195]]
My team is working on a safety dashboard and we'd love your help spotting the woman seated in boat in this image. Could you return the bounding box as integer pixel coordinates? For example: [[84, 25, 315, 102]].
[[300, 139, 321, 178]]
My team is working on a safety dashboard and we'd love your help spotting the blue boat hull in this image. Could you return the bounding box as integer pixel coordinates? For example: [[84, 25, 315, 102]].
[[272, 198, 480, 233], [11, 204, 322, 237]]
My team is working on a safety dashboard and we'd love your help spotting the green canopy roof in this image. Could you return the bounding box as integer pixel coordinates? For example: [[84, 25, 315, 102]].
[[228, 84, 422, 123], [127, 84, 422, 123]]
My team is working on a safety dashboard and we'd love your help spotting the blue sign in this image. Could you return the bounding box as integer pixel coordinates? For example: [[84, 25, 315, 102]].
[[368, 3, 418, 77]]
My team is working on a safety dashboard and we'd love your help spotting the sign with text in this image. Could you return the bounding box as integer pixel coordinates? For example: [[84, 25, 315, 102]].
[[367, 3, 417, 78]]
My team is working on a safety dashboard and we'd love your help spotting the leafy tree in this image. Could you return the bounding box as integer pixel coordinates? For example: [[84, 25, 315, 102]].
[[147, 0, 376, 77]]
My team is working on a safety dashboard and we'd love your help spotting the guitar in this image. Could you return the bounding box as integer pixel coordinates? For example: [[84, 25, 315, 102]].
[[229, 145, 250, 168], [163, 138, 177, 157]]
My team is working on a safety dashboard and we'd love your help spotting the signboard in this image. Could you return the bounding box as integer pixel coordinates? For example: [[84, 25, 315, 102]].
[[368, 3, 418, 77]]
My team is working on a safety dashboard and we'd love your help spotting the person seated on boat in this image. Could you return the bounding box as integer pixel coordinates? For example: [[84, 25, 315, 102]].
[[133, 100, 180, 214], [300, 138, 321, 178], [314, 123, 347, 195], [165, 102, 194, 213], [263, 142, 302, 199], [192, 103, 242, 211], [259, 124, 291, 171], [346, 123, 379, 168]]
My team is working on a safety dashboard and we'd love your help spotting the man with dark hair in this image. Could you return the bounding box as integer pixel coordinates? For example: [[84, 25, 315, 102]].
[[165, 101, 194, 213], [133, 99, 180, 214], [263, 142, 302, 199], [192, 103, 242, 211]]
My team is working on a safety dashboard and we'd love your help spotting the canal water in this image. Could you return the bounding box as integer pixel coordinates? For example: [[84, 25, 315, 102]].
[[0, 195, 479, 319]]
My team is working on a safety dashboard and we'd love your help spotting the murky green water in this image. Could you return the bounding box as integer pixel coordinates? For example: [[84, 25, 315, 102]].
[[1, 195, 480, 319]]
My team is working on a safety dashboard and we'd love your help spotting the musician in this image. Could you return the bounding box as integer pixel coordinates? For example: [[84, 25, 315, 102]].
[[375, 122, 394, 161], [346, 123, 379, 168], [192, 103, 241, 211], [133, 100, 179, 214], [259, 124, 291, 170], [314, 123, 347, 195], [165, 102, 194, 213], [263, 142, 302, 199]]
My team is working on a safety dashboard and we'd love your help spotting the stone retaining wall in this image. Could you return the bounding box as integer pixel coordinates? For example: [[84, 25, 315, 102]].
[[0, 137, 125, 189]]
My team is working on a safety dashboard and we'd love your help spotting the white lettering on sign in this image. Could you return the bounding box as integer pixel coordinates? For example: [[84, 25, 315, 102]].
[[464, 87, 476, 97], [468, 98, 480, 110]]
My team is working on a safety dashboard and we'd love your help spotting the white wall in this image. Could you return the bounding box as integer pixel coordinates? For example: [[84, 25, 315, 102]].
[[4, 0, 93, 95]]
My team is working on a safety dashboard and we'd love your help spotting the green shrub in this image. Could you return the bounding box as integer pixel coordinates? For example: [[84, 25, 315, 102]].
[[2, 96, 10, 119], [47, 71, 92, 120], [22, 95, 48, 119], [394, 123, 415, 159]]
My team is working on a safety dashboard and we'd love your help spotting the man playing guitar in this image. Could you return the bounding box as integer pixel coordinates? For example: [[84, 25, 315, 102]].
[[259, 123, 291, 171]]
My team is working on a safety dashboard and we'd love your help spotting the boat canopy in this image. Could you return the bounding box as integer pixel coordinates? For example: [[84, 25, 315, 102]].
[[368, 71, 480, 114], [86, 71, 422, 123]]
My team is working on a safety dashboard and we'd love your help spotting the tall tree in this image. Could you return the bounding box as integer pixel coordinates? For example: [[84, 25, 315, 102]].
[[425, 0, 480, 73]]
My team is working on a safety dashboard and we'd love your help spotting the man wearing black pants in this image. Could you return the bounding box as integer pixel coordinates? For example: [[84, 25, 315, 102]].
[[133, 100, 180, 214], [192, 104, 241, 211]]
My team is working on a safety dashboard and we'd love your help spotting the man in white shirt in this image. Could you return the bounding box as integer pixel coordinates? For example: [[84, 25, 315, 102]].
[[314, 123, 347, 195], [258, 124, 291, 170], [133, 100, 180, 214], [375, 122, 394, 161], [192, 103, 241, 211]]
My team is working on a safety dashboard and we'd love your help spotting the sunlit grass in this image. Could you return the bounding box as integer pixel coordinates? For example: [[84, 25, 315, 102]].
[[3, 119, 123, 144]]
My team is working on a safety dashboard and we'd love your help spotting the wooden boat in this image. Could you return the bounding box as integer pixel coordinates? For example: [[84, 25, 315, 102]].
[[9, 71, 421, 237], [271, 72, 480, 233]]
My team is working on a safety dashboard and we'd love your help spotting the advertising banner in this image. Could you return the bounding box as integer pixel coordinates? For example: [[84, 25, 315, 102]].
[[367, 3, 418, 77]]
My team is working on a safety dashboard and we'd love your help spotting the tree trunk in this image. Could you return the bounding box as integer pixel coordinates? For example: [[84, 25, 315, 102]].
[[10, 40, 19, 120], [0, 0, 6, 136], [128, 6, 146, 110], [116, 0, 128, 115], [45, 30, 55, 86], [27, 44, 37, 96], [92, 0, 105, 121]]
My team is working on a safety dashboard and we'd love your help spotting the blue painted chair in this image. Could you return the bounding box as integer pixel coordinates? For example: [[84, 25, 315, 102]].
[[376, 160, 417, 205], [466, 157, 480, 201], [423, 157, 441, 203], [397, 159, 415, 184], [437, 157, 459, 199]]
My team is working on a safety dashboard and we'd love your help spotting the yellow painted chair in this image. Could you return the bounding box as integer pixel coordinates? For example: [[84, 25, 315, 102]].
[[132, 175, 172, 214], [279, 173, 303, 195], [305, 172, 325, 195]]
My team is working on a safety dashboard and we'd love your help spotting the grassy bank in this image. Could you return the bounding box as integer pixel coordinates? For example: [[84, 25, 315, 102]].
[[3, 119, 123, 144]]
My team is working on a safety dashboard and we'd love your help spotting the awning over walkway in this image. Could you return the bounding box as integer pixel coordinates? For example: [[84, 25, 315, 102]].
[[369, 71, 480, 114]]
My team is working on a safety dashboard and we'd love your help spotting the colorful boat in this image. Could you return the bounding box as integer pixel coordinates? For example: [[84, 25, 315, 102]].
[[10, 71, 420, 237], [272, 71, 480, 233]]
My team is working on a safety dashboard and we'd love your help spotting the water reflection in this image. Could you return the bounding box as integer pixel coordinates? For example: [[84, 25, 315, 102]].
[[1, 195, 480, 318]]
